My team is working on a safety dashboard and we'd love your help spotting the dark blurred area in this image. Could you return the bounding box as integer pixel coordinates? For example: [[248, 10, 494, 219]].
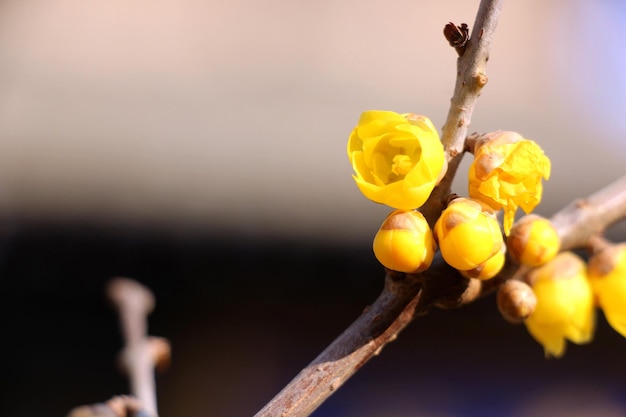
[[2, 222, 626, 417]]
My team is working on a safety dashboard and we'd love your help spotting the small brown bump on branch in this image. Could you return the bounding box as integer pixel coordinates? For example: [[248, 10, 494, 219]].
[[476, 73, 488, 87], [443, 22, 470, 56]]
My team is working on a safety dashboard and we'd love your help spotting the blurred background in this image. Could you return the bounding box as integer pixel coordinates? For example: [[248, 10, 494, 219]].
[[0, 0, 625, 416]]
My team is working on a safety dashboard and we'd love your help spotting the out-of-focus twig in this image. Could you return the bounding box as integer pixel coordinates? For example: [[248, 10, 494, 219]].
[[107, 277, 171, 417], [66, 395, 145, 417]]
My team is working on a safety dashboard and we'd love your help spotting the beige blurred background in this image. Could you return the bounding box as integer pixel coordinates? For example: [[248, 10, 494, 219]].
[[0, 0, 624, 242]]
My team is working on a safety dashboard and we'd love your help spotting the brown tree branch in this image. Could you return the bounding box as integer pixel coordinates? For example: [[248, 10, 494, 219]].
[[551, 175, 626, 251], [254, 1, 504, 416], [422, 0, 503, 226]]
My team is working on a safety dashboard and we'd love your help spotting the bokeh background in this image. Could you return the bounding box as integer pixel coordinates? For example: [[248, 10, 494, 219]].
[[1, 0, 625, 416]]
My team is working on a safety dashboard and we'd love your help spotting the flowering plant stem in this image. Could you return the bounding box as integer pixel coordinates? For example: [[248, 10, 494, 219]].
[[255, 1, 504, 416]]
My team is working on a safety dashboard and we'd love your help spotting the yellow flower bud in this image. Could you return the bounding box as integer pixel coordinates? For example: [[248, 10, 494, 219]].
[[468, 131, 551, 235], [434, 197, 503, 271], [347, 110, 446, 209], [373, 209, 436, 273], [524, 252, 595, 358], [460, 244, 506, 280], [587, 243, 626, 338], [497, 279, 537, 324], [507, 214, 560, 267]]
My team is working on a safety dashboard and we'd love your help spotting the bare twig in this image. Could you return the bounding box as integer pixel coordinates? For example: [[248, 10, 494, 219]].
[[66, 395, 145, 417], [107, 277, 170, 417], [422, 0, 503, 226], [254, 1, 504, 416], [551, 175, 626, 251]]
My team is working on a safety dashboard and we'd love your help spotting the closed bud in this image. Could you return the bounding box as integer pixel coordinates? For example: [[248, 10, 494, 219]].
[[460, 243, 506, 280], [587, 243, 626, 338], [507, 214, 560, 267], [497, 279, 537, 323], [373, 209, 436, 273], [434, 197, 503, 271]]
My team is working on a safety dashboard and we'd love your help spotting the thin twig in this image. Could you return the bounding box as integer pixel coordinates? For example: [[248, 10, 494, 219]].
[[254, 1, 504, 416], [551, 175, 626, 251], [107, 277, 170, 417], [422, 0, 503, 226]]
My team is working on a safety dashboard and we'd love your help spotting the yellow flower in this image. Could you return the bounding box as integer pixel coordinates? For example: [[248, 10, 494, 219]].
[[524, 252, 595, 358], [434, 197, 504, 272], [588, 243, 626, 337], [507, 214, 560, 267], [373, 209, 436, 273], [468, 131, 551, 235], [347, 110, 446, 209]]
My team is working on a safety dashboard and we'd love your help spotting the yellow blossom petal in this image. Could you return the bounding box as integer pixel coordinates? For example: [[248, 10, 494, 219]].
[[347, 110, 446, 209], [468, 132, 551, 234], [524, 252, 595, 358], [588, 243, 626, 337]]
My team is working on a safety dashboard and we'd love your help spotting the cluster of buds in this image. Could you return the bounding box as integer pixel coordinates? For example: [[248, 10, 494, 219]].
[[496, 240, 626, 358], [347, 110, 626, 358], [347, 111, 552, 278]]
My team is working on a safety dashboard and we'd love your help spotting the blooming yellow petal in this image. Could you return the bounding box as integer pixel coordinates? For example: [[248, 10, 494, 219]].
[[468, 132, 551, 234], [347, 110, 445, 209], [524, 252, 595, 358], [588, 243, 626, 337]]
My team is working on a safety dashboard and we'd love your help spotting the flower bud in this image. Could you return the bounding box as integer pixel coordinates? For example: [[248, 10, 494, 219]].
[[373, 209, 436, 273], [434, 197, 503, 271], [587, 243, 626, 337], [524, 252, 595, 358], [507, 214, 560, 267], [460, 243, 506, 280], [468, 131, 551, 235], [497, 279, 536, 323]]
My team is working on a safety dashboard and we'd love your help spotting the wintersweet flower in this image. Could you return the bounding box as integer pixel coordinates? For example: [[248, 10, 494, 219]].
[[373, 209, 436, 273], [347, 110, 446, 209], [468, 131, 551, 235], [587, 243, 626, 337], [434, 197, 504, 272], [524, 252, 595, 358]]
